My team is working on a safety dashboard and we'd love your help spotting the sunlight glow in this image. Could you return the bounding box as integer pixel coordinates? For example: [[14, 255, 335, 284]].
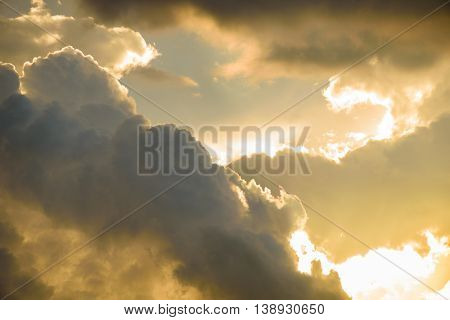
[[318, 142, 352, 162], [323, 78, 395, 142], [290, 230, 449, 299], [115, 46, 158, 75], [323, 79, 393, 113], [290, 231, 334, 274], [200, 128, 300, 165], [373, 106, 395, 140]]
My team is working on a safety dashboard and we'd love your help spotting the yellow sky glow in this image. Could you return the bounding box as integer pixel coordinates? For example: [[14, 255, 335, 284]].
[[290, 230, 449, 299]]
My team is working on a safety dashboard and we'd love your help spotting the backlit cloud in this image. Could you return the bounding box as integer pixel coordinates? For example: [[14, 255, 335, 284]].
[[0, 0, 158, 76], [0, 49, 348, 299], [291, 230, 449, 299], [0, 0, 448, 301]]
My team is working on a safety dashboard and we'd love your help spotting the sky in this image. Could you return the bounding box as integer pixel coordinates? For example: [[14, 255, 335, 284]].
[[0, 0, 449, 299]]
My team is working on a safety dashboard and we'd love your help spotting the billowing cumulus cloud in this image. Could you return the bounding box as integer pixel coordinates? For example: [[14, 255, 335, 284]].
[[0, 49, 348, 299], [21, 47, 136, 114]]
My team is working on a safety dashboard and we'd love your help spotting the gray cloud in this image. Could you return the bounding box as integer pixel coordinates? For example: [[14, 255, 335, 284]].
[[0, 49, 348, 299], [21, 47, 135, 113], [0, 219, 53, 299], [0, 248, 53, 299], [0, 63, 19, 102]]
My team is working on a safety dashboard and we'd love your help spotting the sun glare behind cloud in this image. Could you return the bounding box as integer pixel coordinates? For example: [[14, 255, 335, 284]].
[[290, 230, 449, 299]]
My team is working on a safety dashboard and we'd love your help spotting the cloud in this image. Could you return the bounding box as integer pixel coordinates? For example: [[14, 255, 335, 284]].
[[0, 0, 158, 76], [76, 0, 450, 140], [22, 47, 136, 113], [0, 217, 53, 299], [318, 60, 450, 147], [419, 70, 450, 123], [0, 63, 19, 101], [231, 113, 450, 266], [291, 230, 449, 299], [79, 1, 449, 29], [0, 50, 348, 299], [127, 65, 199, 87], [0, 248, 53, 299], [78, 0, 450, 80], [61, 0, 450, 169]]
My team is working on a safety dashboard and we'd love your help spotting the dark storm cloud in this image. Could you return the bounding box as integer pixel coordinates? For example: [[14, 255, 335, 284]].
[[79, 0, 450, 28], [0, 63, 19, 102], [78, 0, 450, 79], [0, 50, 348, 299], [0, 248, 53, 299]]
